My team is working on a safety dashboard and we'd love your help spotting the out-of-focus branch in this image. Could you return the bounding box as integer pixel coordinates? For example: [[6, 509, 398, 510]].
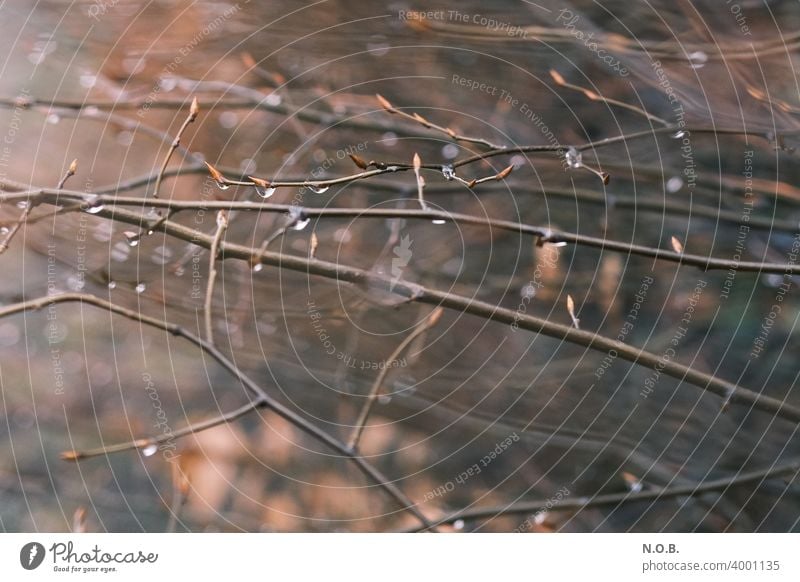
[[43, 204, 800, 424], [406, 457, 800, 532], [3, 293, 433, 529]]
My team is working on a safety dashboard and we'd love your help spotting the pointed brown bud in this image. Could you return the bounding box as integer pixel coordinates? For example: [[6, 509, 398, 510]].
[[249, 176, 272, 188], [412, 112, 431, 128], [376, 94, 396, 113], [670, 236, 684, 254], [495, 164, 514, 181], [309, 231, 319, 259], [349, 153, 369, 170], [205, 162, 226, 185], [567, 294, 580, 329], [189, 96, 200, 120], [68, 158, 78, 175], [549, 70, 566, 86], [413, 153, 422, 171]]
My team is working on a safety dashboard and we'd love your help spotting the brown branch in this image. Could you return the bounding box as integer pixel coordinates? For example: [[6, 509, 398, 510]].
[[152, 97, 198, 199], [348, 308, 443, 451], [66, 205, 800, 424], [406, 457, 800, 532], [3, 293, 433, 529], [9, 188, 800, 275], [205, 210, 228, 343]]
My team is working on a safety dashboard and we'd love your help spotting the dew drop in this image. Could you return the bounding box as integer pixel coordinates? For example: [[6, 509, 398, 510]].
[[111, 241, 130, 262], [565, 147, 582, 169], [689, 51, 708, 69], [46, 113, 60, 125], [308, 184, 329, 194], [671, 130, 687, 139], [16, 200, 29, 210], [431, 219, 446, 225], [292, 217, 310, 231], [107, 281, 116, 290], [124, 232, 140, 247], [142, 444, 158, 457], [381, 132, 398, 147], [86, 204, 104, 214], [252, 263, 263, 273], [442, 143, 459, 160], [0, 227, 8, 235], [441, 165, 456, 181], [135, 282, 146, 294], [453, 519, 465, 530], [216, 182, 230, 191], [666, 176, 684, 193]]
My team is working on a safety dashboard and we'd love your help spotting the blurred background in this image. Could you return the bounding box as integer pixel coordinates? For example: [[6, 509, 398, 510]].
[[1, 0, 800, 532]]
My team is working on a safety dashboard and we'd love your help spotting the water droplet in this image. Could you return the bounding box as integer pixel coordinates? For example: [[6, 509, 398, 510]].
[[124, 231, 140, 247], [159, 76, 178, 92], [671, 130, 686, 139], [431, 219, 446, 225], [291, 217, 310, 231], [151, 245, 172, 265], [0, 227, 9, 235], [441, 165, 456, 181], [265, 93, 281, 106], [308, 184, 329, 194], [381, 132, 398, 147], [367, 35, 390, 57], [252, 263, 263, 273], [111, 241, 130, 262], [16, 200, 29, 209], [79, 74, 97, 89], [218, 111, 239, 129], [46, 113, 60, 125], [142, 444, 158, 457], [67, 274, 85, 292], [107, 281, 117, 290], [565, 147, 582, 169], [135, 282, 146, 294], [84, 105, 100, 117], [453, 519, 465, 530], [551, 241, 569, 248], [289, 207, 310, 230], [442, 143, 459, 160], [689, 51, 708, 69], [666, 176, 683, 193], [255, 185, 276, 198], [86, 204, 104, 214], [521, 285, 536, 299], [215, 182, 230, 191]]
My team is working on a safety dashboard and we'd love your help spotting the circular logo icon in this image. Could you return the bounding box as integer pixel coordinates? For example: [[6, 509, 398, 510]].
[[20, 542, 46, 570]]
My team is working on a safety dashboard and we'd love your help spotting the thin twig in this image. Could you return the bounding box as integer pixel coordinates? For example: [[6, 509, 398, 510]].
[[69, 205, 800, 424], [348, 308, 444, 451], [205, 210, 228, 343], [406, 457, 800, 532], [3, 292, 433, 530], [152, 97, 199, 199], [9, 188, 800, 275]]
